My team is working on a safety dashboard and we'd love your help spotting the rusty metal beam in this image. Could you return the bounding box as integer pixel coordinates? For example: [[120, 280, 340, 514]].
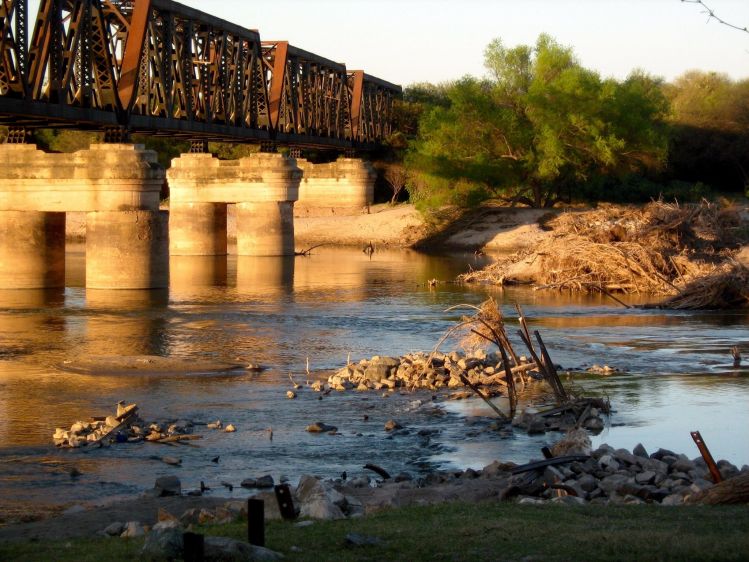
[[349, 70, 363, 140], [118, 0, 151, 113], [266, 40, 287, 132]]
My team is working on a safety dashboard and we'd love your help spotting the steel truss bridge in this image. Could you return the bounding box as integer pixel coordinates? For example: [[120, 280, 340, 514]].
[[0, 0, 401, 150]]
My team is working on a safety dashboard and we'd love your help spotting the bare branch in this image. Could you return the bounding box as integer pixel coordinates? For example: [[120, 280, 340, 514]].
[[682, 0, 749, 35]]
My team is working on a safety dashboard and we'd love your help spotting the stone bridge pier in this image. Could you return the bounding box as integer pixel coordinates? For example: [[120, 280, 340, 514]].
[[167, 152, 302, 257], [0, 144, 168, 290], [295, 158, 376, 216]]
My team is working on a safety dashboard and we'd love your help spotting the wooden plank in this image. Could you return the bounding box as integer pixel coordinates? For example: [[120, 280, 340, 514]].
[[510, 455, 590, 475]]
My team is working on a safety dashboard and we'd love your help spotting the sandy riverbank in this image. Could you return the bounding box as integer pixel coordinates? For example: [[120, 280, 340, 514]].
[[65, 203, 554, 253]]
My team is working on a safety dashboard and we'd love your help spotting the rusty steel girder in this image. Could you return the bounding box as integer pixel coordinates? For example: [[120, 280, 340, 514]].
[[0, 0, 28, 97], [349, 70, 398, 144], [0, 0, 401, 148], [129, 0, 269, 130], [262, 41, 351, 140]]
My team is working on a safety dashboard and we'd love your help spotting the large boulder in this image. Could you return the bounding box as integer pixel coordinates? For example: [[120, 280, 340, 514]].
[[142, 527, 183, 560], [121, 521, 146, 538], [296, 475, 346, 520], [203, 536, 283, 561]]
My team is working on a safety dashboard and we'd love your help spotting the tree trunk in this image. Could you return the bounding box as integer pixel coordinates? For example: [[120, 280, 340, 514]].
[[531, 184, 542, 208], [689, 472, 749, 505]]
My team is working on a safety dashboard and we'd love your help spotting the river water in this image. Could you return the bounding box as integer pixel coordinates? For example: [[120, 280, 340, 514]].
[[0, 247, 747, 518]]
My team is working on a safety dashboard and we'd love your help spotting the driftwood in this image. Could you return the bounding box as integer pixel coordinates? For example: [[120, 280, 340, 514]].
[[460, 374, 509, 421], [156, 434, 203, 444], [510, 455, 590, 475], [89, 406, 139, 447], [688, 472, 749, 505], [363, 463, 391, 480]]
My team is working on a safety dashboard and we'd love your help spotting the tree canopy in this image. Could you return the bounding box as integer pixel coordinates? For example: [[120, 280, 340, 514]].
[[406, 34, 670, 208], [664, 71, 749, 191]]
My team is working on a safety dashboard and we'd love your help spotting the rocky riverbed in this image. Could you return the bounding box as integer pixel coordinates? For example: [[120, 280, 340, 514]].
[[2, 434, 746, 558], [321, 350, 609, 435]]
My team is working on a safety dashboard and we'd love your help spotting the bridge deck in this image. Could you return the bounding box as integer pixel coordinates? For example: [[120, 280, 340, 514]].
[[0, 0, 400, 150]]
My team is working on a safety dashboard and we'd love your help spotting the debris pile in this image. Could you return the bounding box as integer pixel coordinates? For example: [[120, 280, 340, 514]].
[[327, 350, 529, 395], [648, 261, 749, 310], [51, 403, 236, 448], [52, 403, 140, 448], [317, 300, 610, 436], [459, 200, 749, 308]]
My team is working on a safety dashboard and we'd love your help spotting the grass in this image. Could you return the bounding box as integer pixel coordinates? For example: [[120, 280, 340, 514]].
[[2, 502, 749, 561]]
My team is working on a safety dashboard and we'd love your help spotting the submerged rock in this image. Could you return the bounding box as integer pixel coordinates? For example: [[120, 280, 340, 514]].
[[154, 475, 181, 497], [306, 422, 337, 433]]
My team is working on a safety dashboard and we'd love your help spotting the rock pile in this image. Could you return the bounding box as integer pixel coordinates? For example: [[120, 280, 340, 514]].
[[52, 403, 139, 448], [327, 350, 535, 395], [327, 441, 746, 510], [104, 504, 284, 561], [511, 400, 608, 435], [52, 403, 237, 448]]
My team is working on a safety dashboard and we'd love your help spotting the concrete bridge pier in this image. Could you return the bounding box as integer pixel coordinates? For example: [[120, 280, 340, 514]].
[[0, 143, 168, 290], [170, 201, 228, 256], [0, 210, 66, 289], [86, 210, 169, 290], [295, 157, 377, 216], [236, 201, 295, 256], [167, 152, 302, 257]]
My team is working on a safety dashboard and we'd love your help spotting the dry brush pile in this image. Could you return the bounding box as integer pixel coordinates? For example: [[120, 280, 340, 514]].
[[460, 200, 749, 309]]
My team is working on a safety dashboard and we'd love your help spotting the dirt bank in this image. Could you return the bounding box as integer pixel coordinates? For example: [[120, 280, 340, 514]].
[[66, 204, 553, 253]]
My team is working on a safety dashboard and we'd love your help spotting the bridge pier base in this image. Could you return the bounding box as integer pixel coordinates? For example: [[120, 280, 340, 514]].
[[0, 211, 66, 289], [237, 201, 295, 256], [170, 202, 228, 256], [0, 143, 167, 290], [295, 158, 376, 216], [86, 210, 169, 290], [167, 152, 301, 257]]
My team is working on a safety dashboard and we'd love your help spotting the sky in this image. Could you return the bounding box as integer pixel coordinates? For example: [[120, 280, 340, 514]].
[[171, 0, 749, 87], [20, 0, 747, 87]]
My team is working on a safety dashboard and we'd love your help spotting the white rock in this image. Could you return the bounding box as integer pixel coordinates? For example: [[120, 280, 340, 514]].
[[121, 521, 146, 538]]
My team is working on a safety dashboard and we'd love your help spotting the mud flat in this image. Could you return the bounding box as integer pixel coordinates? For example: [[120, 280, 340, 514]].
[[58, 355, 246, 376]]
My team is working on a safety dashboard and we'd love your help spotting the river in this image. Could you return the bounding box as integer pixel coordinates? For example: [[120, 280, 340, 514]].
[[0, 246, 747, 519]]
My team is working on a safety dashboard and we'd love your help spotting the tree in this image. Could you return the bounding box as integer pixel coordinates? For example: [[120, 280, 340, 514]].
[[407, 34, 669, 208], [665, 71, 749, 192], [383, 163, 408, 203]]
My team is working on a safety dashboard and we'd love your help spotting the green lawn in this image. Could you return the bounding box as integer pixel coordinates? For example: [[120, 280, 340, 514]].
[[2, 502, 749, 561]]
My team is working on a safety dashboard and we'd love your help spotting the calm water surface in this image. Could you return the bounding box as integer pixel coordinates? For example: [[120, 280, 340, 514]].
[[0, 247, 747, 515]]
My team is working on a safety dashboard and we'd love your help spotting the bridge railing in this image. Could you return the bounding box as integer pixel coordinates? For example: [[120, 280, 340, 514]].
[[0, 0, 401, 148]]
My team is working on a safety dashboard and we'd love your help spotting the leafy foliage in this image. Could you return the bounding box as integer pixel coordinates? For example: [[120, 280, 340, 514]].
[[407, 34, 670, 208], [664, 71, 749, 194]]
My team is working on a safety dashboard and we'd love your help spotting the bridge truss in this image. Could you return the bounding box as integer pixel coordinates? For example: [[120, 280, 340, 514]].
[[0, 0, 400, 149]]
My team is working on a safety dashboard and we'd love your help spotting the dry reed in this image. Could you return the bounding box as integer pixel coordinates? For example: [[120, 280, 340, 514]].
[[460, 200, 748, 303]]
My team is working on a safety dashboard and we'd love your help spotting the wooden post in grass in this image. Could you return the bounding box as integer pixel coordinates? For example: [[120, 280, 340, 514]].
[[247, 498, 265, 547]]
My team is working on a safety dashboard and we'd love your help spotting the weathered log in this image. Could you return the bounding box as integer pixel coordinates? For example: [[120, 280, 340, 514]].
[[689, 472, 749, 505], [363, 464, 391, 480], [459, 374, 509, 421], [156, 435, 203, 444]]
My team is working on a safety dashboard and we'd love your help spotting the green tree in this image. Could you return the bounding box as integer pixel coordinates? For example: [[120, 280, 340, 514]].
[[407, 34, 669, 208], [665, 71, 749, 193]]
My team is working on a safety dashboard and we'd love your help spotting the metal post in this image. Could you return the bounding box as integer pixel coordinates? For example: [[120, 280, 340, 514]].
[[247, 498, 265, 547], [274, 484, 298, 520], [691, 431, 723, 484], [183, 532, 205, 562]]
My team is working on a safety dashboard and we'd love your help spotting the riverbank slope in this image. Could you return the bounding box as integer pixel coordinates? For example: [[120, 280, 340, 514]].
[[65, 203, 553, 252]]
